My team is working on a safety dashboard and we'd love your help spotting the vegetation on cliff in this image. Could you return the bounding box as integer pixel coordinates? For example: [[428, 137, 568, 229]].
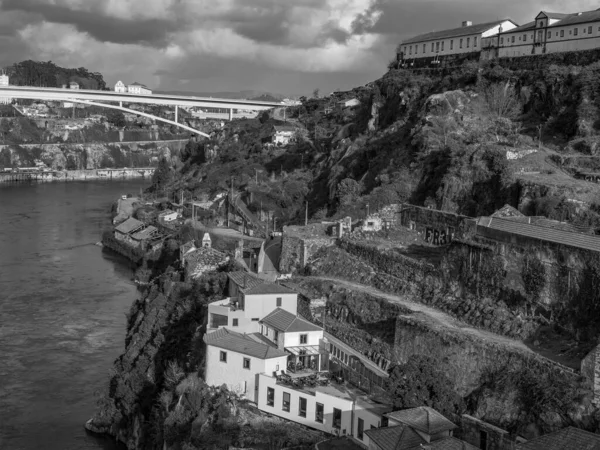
[[5, 60, 107, 89]]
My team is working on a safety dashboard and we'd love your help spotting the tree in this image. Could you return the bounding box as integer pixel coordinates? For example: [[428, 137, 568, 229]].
[[0, 118, 10, 143], [106, 109, 126, 128], [387, 355, 464, 417], [482, 82, 521, 119], [312, 88, 320, 99], [152, 157, 172, 193], [336, 178, 363, 205]]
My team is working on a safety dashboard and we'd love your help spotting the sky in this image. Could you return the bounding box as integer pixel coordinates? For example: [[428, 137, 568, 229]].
[[0, 0, 598, 97]]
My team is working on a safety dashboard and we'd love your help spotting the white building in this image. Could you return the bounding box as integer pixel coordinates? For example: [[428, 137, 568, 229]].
[[483, 9, 600, 59], [127, 82, 152, 95], [272, 125, 298, 146], [0, 73, 9, 86], [259, 308, 325, 371], [207, 272, 298, 333], [69, 81, 80, 90], [158, 209, 179, 223], [337, 98, 361, 108], [114, 80, 126, 93], [203, 327, 288, 401], [398, 19, 518, 65]]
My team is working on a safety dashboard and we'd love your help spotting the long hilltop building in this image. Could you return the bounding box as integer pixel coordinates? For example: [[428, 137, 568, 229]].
[[397, 8, 600, 67]]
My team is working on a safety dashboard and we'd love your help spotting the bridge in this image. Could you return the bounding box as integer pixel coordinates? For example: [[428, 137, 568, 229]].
[[0, 85, 281, 135]]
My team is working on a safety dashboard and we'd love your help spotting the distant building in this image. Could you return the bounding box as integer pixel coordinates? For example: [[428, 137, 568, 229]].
[[516, 426, 600, 450], [0, 73, 9, 86], [114, 80, 126, 93], [0, 73, 12, 104], [271, 125, 299, 146], [127, 82, 152, 95], [202, 232, 212, 248], [337, 98, 361, 109], [113, 217, 145, 245], [183, 246, 229, 280], [69, 81, 80, 90], [158, 209, 179, 223]]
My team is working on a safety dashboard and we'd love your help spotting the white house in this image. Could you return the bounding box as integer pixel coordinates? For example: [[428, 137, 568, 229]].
[[69, 81, 80, 90], [398, 19, 518, 64], [259, 308, 325, 372], [203, 327, 288, 401], [127, 82, 152, 95], [207, 272, 298, 333], [272, 125, 298, 146], [483, 9, 600, 59], [158, 209, 179, 223], [0, 73, 9, 86], [337, 98, 361, 108], [114, 80, 126, 93]]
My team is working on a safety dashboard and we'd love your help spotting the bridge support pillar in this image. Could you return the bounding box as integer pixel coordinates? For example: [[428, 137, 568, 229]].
[[229, 108, 233, 121], [175, 105, 178, 123]]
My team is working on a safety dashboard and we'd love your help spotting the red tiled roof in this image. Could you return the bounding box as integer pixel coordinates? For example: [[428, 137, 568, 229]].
[[243, 282, 297, 295], [203, 328, 288, 359], [517, 427, 600, 450], [547, 9, 600, 28], [402, 19, 516, 44], [384, 407, 456, 435], [228, 271, 264, 290], [131, 225, 158, 241], [260, 308, 322, 333], [477, 217, 600, 252], [408, 437, 479, 450], [364, 425, 425, 450]]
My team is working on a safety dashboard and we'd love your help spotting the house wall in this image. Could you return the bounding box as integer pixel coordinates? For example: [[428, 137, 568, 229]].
[[354, 407, 386, 448], [281, 330, 324, 348], [460, 415, 515, 450], [257, 374, 355, 435], [242, 292, 298, 320], [497, 20, 600, 57], [400, 204, 476, 244], [205, 344, 265, 401], [399, 21, 516, 60]]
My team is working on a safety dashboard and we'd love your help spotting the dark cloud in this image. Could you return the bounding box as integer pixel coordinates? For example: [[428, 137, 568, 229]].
[[2, 0, 178, 47]]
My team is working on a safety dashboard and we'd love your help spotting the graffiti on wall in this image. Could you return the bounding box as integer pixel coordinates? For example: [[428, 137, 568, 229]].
[[425, 227, 453, 245]]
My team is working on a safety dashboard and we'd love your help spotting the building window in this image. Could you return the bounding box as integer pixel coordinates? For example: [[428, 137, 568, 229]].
[[415, 45, 418, 55], [589, 26, 592, 34], [276, 297, 282, 307], [409, 46, 412, 55], [232, 318, 238, 327], [547, 31, 551, 38], [480, 430, 488, 450], [560, 30, 564, 37], [330, 343, 334, 353], [243, 358, 251, 370], [274, 330, 279, 344], [283, 392, 291, 412], [357, 418, 364, 440], [423, 43, 426, 53], [300, 334, 308, 344], [316, 403, 324, 423], [459, 38, 463, 48], [474, 36, 477, 47], [333, 408, 342, 429], [538, 21, 543, 27], [450, 40, 453, 50], [511, 36, 515, 43], [344, 353, 348, 364], [220, 351, 227, 362], [267, 387, 274, 406], [251, 318, 259, 321], [441, 41, 444, 51], [523, 34, 527, 42], [500, 37, 503, 44], [431, 42, 434, 52], [574, 28, 578, 36], [466, 37, 470, 47], [299, 397, 307, 417], [436, 42, 439, 52]]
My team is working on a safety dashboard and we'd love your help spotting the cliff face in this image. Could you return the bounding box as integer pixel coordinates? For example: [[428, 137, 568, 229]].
[[88, 270, 324, 450], [0, 140, 187, 170]]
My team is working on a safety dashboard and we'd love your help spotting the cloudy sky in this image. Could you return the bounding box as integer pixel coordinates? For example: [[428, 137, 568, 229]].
[[0, 0, 598, 97]]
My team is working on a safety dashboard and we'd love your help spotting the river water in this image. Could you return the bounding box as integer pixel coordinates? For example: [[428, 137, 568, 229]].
[[0, 180, 148, 450]]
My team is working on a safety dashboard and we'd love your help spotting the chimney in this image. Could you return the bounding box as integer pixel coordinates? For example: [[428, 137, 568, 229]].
[[462, 20, 473, 27]]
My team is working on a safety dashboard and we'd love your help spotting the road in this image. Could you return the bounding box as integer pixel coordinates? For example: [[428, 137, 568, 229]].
[[311, 276, 535, 354]]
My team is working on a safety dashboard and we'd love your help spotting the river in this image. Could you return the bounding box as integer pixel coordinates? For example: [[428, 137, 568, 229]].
[[0, 180, 148, 450]]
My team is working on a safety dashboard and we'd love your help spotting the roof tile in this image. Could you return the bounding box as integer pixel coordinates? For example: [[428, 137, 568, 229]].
[[261, 308, 323, 333], [385, 407, 456, 435], [203, 328, 288, 359], [402, 19, 515, 44], [517, 427, 600, 450], [364, 425, 425, 450], [114, 217, 144, 234]]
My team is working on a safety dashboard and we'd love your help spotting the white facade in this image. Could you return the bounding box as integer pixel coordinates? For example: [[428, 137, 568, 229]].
[[114, 81, 126, 93], [69, 82, 79, 90], [259, 324, 323, 350], [208, 291, 298, 333], [127, 83, 152, 95], [338, 98, 361, 108], [257, 373, 354, 435], [0, 74, 9, 86], [273, 128, 297, 146], [205, 344, 287, 402], [399, 20, 517, 61], [160, 211, 178, 222]]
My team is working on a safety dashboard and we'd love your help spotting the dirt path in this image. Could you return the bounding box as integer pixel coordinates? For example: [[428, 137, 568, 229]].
[[311, 276, 535, 354]]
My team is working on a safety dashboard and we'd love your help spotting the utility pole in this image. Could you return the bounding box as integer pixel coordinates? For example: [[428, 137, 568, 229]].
[[366, 204, 370, 217], [305, 201, 308, 226], [537, 124, 543, 149]]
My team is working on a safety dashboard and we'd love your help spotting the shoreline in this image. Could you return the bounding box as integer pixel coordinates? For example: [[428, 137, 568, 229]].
[[0, 167, 156, 184]]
